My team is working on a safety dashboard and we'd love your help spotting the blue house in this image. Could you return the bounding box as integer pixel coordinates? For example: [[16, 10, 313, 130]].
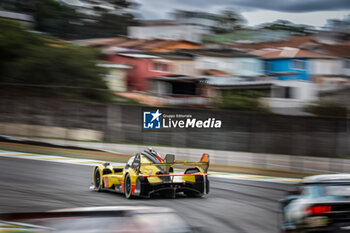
[[258, 47, 333, 81]]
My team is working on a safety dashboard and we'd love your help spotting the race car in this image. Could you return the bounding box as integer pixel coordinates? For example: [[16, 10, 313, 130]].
[[279, 174, 350, 233], [92, 148, 209, 199]]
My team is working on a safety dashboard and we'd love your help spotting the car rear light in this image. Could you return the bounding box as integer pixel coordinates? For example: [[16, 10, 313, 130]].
[[307, 205, 332, 215]]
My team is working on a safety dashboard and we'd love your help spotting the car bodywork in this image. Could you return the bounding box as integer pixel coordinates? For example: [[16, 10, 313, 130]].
[[279, 174, 350, 233], [92, 149, 209, 198]]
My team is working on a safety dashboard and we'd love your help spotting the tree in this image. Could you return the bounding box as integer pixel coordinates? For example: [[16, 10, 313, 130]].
[[0, 0, 140, 39], [212, 10, 245, 34], [262, 20, 311, 34], [0, 19, 113, 102], [34, 0, 77, 39]]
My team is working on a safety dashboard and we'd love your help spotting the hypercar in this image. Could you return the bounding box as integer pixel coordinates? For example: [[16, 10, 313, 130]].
[[279, 174, 350, 233], [92, 148, 209, 198]]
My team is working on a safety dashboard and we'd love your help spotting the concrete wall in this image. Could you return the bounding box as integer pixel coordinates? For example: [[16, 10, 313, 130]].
[[195, 56, 263, 76], [0, 97, 348, 158], [309, 59, 342, 76], [0, 123, 103, 141], [14, 137, 350, 174]]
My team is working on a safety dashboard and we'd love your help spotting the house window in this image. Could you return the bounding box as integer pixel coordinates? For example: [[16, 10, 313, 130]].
[[265, 61, 273, 71], [284, 87, 292, 99], [273, 86, 294, 99], [292, 60, 306, 70], [180, 64, 194, 73], [153, 62, 169, 72], [345, 59, 350, 69]]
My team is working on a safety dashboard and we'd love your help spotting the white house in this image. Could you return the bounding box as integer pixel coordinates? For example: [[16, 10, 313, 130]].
[[97, 63, 131, 92], [128, 25, 210, 43], [185, 49, 263, 77], [261, 80, 319, 115]]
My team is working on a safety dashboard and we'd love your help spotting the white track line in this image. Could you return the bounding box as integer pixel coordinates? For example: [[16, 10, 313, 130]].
[[0, 150, 301, 183]]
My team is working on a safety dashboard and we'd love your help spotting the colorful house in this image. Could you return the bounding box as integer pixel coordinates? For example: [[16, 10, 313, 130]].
[[312, 43, 350, 83], [107, 53, 171, 91], [254, 47, 338, 82]]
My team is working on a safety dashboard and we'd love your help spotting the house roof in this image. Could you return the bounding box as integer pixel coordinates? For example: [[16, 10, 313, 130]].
[[315, 44, 350, 58], [136, 40, 179, 50], [231, 36, 318, 51], [179, 48, 256, 58], [121, 39, 200, 51], [150, 52, 194, 60], [254, 47, 335, 59], [202, 69, 231, 76], [85, 38, 201, 52], [112, 39, 149, 48], [75, 37, 127, 47]]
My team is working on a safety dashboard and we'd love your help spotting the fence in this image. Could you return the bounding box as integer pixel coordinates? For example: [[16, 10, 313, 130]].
[[0, 96, 348, 158]]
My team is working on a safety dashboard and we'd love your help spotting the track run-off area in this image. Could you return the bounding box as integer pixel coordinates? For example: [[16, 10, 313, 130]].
[[0, 150, 300, 233]]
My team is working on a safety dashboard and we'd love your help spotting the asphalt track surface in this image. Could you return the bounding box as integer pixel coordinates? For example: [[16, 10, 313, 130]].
[[0, 156, 297, 233]]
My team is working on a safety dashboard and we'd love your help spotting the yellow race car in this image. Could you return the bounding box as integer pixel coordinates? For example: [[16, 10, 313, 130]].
[[92, 148, 209, 199]]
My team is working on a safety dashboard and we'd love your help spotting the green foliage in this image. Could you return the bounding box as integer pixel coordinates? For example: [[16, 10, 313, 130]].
[[34, 0, 77, 39], [216, 90, 266, 111], [0, 19, 43, 78], [212, 10, 245, 34], [0, 0, 139, 39], [0, 19, 113, 102], [304, 99, 347, 117], [262, 20, 309, 34]]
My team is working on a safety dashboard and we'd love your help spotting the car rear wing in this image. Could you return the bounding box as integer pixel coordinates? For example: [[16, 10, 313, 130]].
[[136, 153, 210, 173]]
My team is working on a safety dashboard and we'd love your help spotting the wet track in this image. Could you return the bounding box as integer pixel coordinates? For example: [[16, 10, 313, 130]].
[[0, 156, 297, 233]]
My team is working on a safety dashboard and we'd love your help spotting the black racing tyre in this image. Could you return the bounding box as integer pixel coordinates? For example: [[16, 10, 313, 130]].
[[94, 168, 103, 191], [278, 211, 291, 233], [124, 173, 133, 199]]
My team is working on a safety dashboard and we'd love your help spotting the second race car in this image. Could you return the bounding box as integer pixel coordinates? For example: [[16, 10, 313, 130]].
[[279, 173, 350, 233]]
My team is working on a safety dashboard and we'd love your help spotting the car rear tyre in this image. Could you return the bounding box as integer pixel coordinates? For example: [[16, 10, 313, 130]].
[[124, 173, 133, 199], [94, 168, 103, 191]]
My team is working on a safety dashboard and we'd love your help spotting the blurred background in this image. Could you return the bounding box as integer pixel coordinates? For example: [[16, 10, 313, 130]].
[[0, 0, 348, 158], [0, 1, 349, 232]]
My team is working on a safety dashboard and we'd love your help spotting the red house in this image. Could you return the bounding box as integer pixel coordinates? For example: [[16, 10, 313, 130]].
[[107, 53, 171, 91]]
